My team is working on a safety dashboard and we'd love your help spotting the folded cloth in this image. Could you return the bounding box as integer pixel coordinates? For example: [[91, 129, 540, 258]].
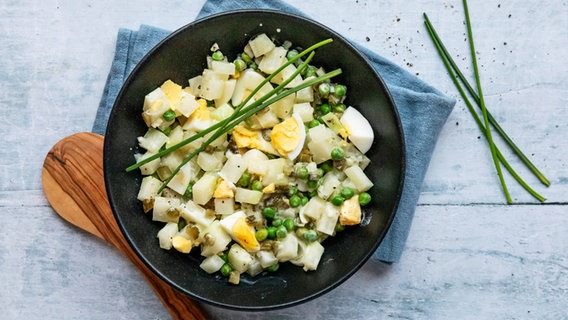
[[92, 0, 455, 263]]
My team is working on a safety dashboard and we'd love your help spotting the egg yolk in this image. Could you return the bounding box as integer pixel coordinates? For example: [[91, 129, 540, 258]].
[[232, 217, 259, 252], [270, 116, 301, 156], [160, 80, 182, 105], [214, 179, 234, 198], [188, 99, 210, 121], [231, 125, 261, 149]]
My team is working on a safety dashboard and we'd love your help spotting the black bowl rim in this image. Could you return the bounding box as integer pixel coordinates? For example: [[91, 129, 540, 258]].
[[104, 8, 406, 311]]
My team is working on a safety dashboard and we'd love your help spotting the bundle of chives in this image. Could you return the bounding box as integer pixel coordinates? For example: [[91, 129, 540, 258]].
[[424, 0, 548, 203]]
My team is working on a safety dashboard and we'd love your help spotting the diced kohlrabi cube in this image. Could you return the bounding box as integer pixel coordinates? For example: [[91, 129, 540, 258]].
[[292, 102, 314, 122], [179, 200, 215, 227], [344, 165, 373, 192], [258, 46, 287, 74], [137, 176, 162, 201], [248, 33, 275, 57], [152, 196, 181, 223], [316, 202, 340, 236], [219, 154, 247, 184], [157, 222, 179, 250], [234, 188, 263, 205], [192, 173, 218, 205], [228, 243, 253, 273], [137, 128, 168, 153], [276, 233, 299, 262], [200, 254, 226, 274], [201, 220, 232, 257]]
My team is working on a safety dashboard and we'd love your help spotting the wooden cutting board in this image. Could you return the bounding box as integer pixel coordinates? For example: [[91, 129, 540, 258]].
[[41, 132, 207, 320]]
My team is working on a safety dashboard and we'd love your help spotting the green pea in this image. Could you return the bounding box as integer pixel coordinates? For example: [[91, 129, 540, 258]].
[[220, 251, 229, 262], [335, 223, 346, 233], [162, 109, 176, 121], [266, 226, 277, 240], [220, 263, 232, 276], [318, 103, 331, 115], [303, 229, 318, 243], [283, 218, 295, 231], [358, 192, 372, 206], [251, 180, 263, 191], [334, 84, 347, 97], [288, 185, 298, 197], [289, 194, 302, 208], [255, 229, 268, 242], [262, 207, 276, 219], [300, 196, 309, 206], [183, 183, 193, 199], [331, 195, 345, 206], [286, 49, 299, 60], [276, 225, 288, 238], [305, 65, 317, 78], [295, 227, 308, 238], [318, 83, 330, 96], [234, 58, 247, 72], [307, 179, 319, 189], [331, 147, 345, 160], [307, 119, 321, 128], [319, 161, 333, 174], [309, 190, 318, 198], [237, 172, 252, 188], [266, 262, 280, 272], [241, 52, 253, 64], [211, 50, 224, 61], [272, 218, 283, 227], [333, 103, 347, 113], [340, 186, 355, 199], [295, 165, 309, 180], [249, 61, 258, 70]]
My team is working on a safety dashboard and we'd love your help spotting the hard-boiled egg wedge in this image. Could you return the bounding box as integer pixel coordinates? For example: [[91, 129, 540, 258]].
[[339, 106, 374, 154], [220, 211, 260, 252], [270, 113, 306, 161]]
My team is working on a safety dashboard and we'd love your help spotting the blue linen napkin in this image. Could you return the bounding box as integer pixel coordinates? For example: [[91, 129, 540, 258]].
[[92, 0, 455, 263]]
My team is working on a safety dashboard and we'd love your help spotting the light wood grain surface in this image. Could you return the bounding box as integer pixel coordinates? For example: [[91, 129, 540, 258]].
[[1, 0, 567, 319]]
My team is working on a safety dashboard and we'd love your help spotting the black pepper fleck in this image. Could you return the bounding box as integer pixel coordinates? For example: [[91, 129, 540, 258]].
[[365, 36, 370, 42]]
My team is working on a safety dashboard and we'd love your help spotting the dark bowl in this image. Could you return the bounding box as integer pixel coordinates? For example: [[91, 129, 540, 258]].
[[104, 9, 405, 310]]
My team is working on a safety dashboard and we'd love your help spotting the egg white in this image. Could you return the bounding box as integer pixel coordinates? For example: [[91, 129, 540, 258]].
[[340, 107, 374, 154], [286, 113, 306, 161]]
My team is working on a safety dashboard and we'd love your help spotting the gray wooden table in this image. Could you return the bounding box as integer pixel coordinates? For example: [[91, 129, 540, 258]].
[[1, 0, 567, 319]]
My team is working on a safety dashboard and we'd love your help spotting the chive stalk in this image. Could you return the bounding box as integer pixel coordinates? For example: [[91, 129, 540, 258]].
[[462, 0, 511, 204]]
